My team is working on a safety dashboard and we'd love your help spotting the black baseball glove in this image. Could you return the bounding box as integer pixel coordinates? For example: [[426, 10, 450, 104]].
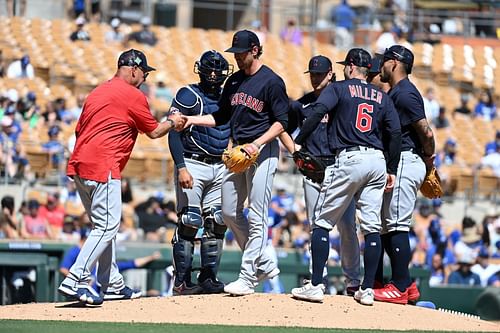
[[292, 150, 326, 184]]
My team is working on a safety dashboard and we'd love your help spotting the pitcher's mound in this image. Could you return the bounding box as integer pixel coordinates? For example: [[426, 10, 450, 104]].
[[0, 293, 498, 332]]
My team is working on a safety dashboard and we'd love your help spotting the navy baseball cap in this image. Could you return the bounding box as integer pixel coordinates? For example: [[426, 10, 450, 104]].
[[382, 45, 414, 66], [118, 49, 156, 72], [225, 30, 260, 53], [336, 48, 372, 68], [369, 55, 383, 74], [304, 55, 332, 73]]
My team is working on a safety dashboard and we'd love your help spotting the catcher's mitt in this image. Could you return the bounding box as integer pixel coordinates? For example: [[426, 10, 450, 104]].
[[420, 166, 443, 199], [222, 144, 259, 173], [293, 150, 326, 184]]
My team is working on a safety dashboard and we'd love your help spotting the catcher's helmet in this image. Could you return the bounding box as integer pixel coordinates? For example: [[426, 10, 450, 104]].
[[194, 50, 233, 90]]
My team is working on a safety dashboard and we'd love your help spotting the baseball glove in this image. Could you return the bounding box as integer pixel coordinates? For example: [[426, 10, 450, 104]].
[[293, 150, 326, 184], [420, 166, 443, 199], [222, 144, 259, 173]]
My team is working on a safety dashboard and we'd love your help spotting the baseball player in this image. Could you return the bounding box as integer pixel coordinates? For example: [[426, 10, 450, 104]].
[[58, 49, 184, 305], [283, 55, 361, 294], [367, 56, 390, 92], [180, 30, 289, 295], [291, 48, 401, 304], [168, 50, 233, 295], [374, 45, 436, 304]]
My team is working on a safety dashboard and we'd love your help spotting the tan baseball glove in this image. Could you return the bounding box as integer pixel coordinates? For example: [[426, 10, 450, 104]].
[[222, 144, 259, 173], [420, 166, 443, 199]]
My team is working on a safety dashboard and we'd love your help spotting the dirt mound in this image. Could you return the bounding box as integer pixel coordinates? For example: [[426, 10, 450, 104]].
[[0, 294, 498, 331]]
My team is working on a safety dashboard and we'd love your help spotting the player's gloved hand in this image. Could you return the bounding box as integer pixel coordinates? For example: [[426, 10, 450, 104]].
[[178, 167, 193, 189], [385, 173, 396, 192], [420, 166, 443, 199]]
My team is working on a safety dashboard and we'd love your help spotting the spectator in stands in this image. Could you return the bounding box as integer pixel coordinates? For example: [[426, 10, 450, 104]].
[[69, 0, 85, 18], [454, 217, 483, 260], [126, 17, 157, 46], [70, 16, 91, 42], [428, 253, 446, 286], [6, 54, 34, 79], [375, 21, 397, 54], [492, 240, 500, 259], [16, 91, 37, 120], [484, 130, 500, 155], [0, 50, 7, 77], [41, 101, 62, 128], [453, 93, 472, 117], [435, 138, 456, 167], [105, 18, 124, 43], [0, 195, 20, 238], [422, 87, 441, 124], [448, 251, 481, 286], [154, 75, 174, 103], [39, 193, 65, 239], [20, 199, 53, 239], [331, 0, 356, 50], [471, 247, 500, 287], [270, 187, 296, 227], [0, 116, 28, 180], [68, 93, 86, 121], [41, 125, 65, 171], [477, 144, 500, 177], [59, 180, 83, 216], [53, 97, 73, 125], [474, 89, 496, 121], [434, 107, 449, 129], [280, 18, 303, 46], [136, 197, 169, 242], [2, 105, 22, 142]]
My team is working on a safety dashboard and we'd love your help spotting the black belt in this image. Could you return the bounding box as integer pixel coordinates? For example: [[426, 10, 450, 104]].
[[335, 146, 374, 155], [184, 153, 222, 164], [318, 156, 336, 166]]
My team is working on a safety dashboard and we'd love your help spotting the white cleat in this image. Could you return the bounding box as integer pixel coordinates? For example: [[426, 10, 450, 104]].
[[224, 279, 255, 296], [291, 282, 325, 303], [354, 287, 374, 306]]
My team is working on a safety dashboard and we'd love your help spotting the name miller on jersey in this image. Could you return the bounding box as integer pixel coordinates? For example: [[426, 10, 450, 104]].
[[348, 84, 383, 104], [230, 92, 264, 112]]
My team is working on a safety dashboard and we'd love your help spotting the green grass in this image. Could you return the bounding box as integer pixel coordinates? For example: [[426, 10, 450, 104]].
[[0, 320, 490, 333]]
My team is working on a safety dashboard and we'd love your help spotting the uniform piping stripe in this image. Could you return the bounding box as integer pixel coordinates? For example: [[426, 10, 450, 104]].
[[258, 144, 273, 257], [395, 156, 405, 230]]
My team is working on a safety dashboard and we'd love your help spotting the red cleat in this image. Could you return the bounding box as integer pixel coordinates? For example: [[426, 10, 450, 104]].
[[374, 283, 408, 305], [407, 282, 420, 303]]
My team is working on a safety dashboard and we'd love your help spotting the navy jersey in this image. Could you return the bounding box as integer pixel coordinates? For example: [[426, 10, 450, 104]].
[[295, 78, 402, 173], [290, 92, 332, 157], [388, 78, 426, 152], [212, 65, 289, 143]]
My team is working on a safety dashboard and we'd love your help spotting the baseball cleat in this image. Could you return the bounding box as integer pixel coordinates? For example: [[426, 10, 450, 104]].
[[173, 281, 204, 296], [407, 282, 420, 303], [354, 287, 375, 306], [103, 286, 142, 300], [224, 279, 255, 296], [373, 283, 408, 304], [291, 282, 325, 303], [58, 283, 103, 305], [199, 278, 225, 294]]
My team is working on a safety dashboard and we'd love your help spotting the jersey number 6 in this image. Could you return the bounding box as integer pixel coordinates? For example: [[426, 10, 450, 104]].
[[355, 103, 373, 133]]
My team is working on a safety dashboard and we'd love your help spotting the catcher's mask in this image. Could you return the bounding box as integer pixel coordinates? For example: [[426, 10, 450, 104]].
[[194, 50, 233, 91]]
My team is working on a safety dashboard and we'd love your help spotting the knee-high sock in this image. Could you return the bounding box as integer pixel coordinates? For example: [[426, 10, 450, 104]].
[[361, 232, 381, 290], [311, 227, 330, 286], [375, 233, 391, 284], [387, 231, 411, 292]]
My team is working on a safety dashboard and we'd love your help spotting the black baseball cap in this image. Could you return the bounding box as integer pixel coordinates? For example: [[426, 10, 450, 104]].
[[225, 30, 260, 53], [369, 55, 383, 74], [118, 49, 156, 72], [336, 48, 372, 68], [304, 55, 332, 73], [382, 45, 414, 66]]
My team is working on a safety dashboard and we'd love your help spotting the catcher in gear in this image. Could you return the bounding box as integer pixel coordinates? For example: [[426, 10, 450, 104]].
[[168, 50, 233, 295], [179, 30, 289, 296], [374, 45, 437, 305]]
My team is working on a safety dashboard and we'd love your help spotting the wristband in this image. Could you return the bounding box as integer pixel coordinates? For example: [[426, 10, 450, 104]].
[[252, 141, 262, 149]]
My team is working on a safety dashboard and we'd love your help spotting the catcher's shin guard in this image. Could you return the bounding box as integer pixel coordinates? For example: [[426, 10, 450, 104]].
[[199, 208, 226, 282], [172, 228, 195, 285]]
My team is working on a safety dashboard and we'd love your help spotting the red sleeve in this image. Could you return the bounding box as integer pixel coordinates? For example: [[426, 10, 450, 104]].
[[129, 93, 158, 133]]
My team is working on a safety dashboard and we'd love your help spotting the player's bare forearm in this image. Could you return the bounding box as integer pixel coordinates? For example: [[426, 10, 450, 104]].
[[254, 122, 284, 146], [182, 114, 216, 129], [279, 132, 296, 153], [413, 118, 435, 156]]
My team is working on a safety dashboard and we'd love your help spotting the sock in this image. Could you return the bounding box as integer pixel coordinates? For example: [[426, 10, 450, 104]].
[[375, 233, 391, 285], [311, 227, 330, 286], [387, 231, 411, 292], [361, 232, 381, 290]]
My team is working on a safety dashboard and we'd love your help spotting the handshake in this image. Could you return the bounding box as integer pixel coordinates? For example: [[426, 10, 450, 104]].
[[165, 113, 195, 132]]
